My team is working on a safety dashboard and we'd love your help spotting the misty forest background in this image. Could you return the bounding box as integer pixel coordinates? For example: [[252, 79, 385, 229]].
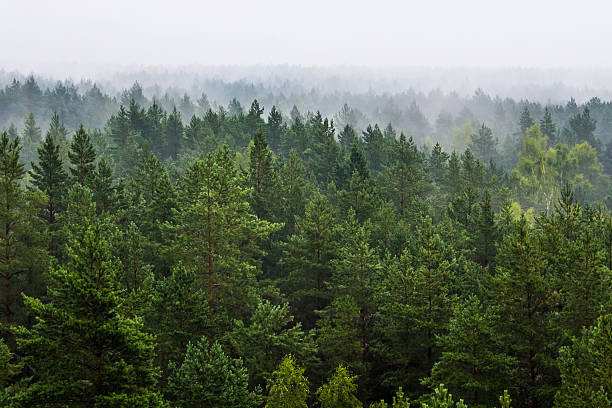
[[0, 71, 611, 408]]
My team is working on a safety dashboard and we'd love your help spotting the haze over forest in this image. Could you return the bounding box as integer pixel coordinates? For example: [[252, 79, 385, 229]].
[[0, 2, 611, 408]]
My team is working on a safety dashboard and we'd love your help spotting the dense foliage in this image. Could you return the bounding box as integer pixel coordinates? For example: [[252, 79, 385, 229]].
[[0, 76, 611, 407]]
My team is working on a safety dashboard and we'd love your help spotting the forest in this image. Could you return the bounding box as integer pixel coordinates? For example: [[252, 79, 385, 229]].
[[0, 75, 611, 408]]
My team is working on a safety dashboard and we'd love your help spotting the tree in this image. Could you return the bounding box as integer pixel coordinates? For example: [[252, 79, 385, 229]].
[[249, 126, 278, 220], [163, 106, 183, 161], [317, 364, 362, 408], [0, 132, 46, 328], [429, 143, 449, 183], [147, 265, 209, 375], [469, 123, 497, 163], [265, 355, 309, 408], [555, 314, 612, 408], [229, 300, 318, 388], [519, 106, 535, 136], [424, 296, 515, 407], [68, 124, 96, 186], [281, 193, 338, 328], [21, 112, 41, 169], [422, 384, 468, 408], [30, 130, 68, 228], [166, 336, 262, 408], [174, 146, 279, 319], [568, 107, 597, 147], [494, 217, 558, 408], [267, 105, 284, 152], [91, 156, 117, 213], [11, 219, 164, 407], [318, 215, 379, 387], [540, 107, 557, 142]]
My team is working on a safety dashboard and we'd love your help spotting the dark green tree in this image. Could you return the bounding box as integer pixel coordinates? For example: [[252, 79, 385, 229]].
[[68, 124, 96, 186], [11, 219, 164, 407], [166, 336, 262, 408]]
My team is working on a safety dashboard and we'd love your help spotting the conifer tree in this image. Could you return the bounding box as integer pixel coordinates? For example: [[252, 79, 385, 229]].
[[494, 217, 558, 408], [163, 106, 183, 161], [11, 219, 164, 407], [166, 336, 262, 408], [469, 123, 497, 163], [281, 193, 338, 328], [425, 296, 515, 406], [30, 131, 67, 227], [518, 106, 535, 136], [174, 146, 279, 319], [555, 314, 612, 408], [21, 112, 41, 169], [540, 107, 557, 142], [68, 124, 96, 186], [0, 132, 46, 328], [249, 126, 278, 220]]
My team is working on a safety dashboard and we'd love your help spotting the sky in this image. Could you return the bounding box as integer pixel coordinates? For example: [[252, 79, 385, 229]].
[[1, 0, 611, 75]]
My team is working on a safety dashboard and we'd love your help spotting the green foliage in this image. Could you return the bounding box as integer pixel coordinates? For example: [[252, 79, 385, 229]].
[[421, 384, 468, 408], [265, 355, 309, 408], [229, 300, 317, 388], [68, 124, 96, 186], [10, 218, 163, 407], [555, 314, 612, 408], [317, 364, 362, 408], [166, 336, 262, 408]]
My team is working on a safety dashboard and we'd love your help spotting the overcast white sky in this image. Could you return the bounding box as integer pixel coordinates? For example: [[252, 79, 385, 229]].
[[1, 0, 611, 75]]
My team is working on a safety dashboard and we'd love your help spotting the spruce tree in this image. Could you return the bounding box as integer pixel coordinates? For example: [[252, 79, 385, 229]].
[[68, 124, 96, 186]]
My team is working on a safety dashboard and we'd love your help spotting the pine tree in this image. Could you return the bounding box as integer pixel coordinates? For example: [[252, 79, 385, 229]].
[[21, 112, 41, 169], [163, 106, 183, 161], [319, 215, 379, 388], [265, 355, 309, 408], [249, 126, 278, 220], [281, 193, 338, 328], [30, 131, 68, 227], [267, 105, 284, 152], [568, 107, 597, 147], [147, 265, 209, 375], [68, 124, 96, 186], [555, 314, 612, 408], [518, 106, 535, 136], [425, 296, 515, 406], [444, 151, 462, 196], [174, 146, 279, 319], [166, 336, 262, 408], [540, 107, 557, 142], [91, 156, 116, 213], [429, 143, 449, 183], [229, 300, 318, 388], [494, 217, 558, 408], [0, 132, 46, 328], [11, 219, 164, 407], [469, 123, 497, 163]]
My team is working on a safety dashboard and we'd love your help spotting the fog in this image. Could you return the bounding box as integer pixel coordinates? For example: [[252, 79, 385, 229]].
[[3, 0, 612, 71]]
